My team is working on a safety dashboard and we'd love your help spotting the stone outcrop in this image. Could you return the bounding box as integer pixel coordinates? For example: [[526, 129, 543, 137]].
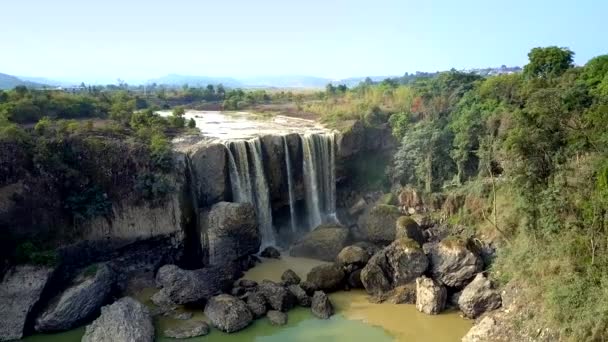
[[458, 273, 502, 319], [154, 264, 234, 305], [260, 246, 281, 259], [35, 263, 115, 332], [426, 239, 483, 288], [202, 202, 260, 266], [0, 265, 54, 341], [281, 269, 301, 286], [189, 142, 228, 206], [395, 216, 425, 246], [360, 238, 428, 295], [305, 264, 345, 292], [415, 276, 447, 315], [356, 204, 402, 244], [164, 320, 210, 339], [204, 294, 253, 333], [336, 245, 370, 268], [290, 224, 349, 261], [267, 310, 288, 326], [311, 291, 334, 319], [258, 280, 296, 312], [82, 297, 154, 342]]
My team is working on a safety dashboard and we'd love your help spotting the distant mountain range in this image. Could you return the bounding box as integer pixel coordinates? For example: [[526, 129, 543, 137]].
[[0, 66, 522, 90]]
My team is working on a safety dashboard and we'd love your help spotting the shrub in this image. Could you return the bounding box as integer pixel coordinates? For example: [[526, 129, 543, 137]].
[[14, 242, 59, 266]]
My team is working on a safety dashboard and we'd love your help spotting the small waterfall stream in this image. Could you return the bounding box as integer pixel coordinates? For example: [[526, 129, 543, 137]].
[[283, 136, 297, 234]]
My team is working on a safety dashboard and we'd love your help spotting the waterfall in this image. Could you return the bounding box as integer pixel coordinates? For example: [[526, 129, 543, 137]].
[[283, 136, 297, 234], [301, 133, 337, 230], [225, 138, 276, 247]]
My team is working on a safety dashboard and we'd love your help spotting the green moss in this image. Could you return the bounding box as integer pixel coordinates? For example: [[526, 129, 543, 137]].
[[396, 216, 418, 229], [372, 204, 400, 216], [440, 236, 466, 249], [395, 237, 421, 249], [378, 193, 398, 206], [82, 264, 99, 277]]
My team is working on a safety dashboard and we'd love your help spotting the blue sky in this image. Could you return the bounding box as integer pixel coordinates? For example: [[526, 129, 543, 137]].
[[1, 0, 606, 83]]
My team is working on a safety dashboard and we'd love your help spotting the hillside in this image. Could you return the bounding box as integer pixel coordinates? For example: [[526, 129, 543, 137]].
[[0, 73, 46, 90]]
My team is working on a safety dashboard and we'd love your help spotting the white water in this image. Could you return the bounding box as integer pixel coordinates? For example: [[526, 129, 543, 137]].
[[225, 138, 276, 247], [283, 136, 297, 234]]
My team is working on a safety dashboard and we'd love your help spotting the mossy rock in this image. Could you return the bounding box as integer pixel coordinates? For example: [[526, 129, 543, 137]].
[[357, 204, 401, 244], [378, 193, 398, 206], [371, 204, 400, 215]]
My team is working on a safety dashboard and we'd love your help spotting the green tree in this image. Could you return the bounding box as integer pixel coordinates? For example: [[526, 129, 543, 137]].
[[523, 46, 574, 79]]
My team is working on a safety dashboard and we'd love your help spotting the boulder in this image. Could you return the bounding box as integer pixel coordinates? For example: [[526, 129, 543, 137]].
[[287, 285, 311, 307], [395, 216, 425, 246], [415, 276, 447, 315], [234, 279, 258, 288], [155, 265, 235, 305], [458, 273, 502, 319], [360, 238, 428, 295], [427, 239, 483, 287], [371, 284, 416, 304], [189, 142, 228, 206], [0, 265, 54, 341], [258, 280, 296, 312], [352, 241, 382, 256], [461, 316, 498, 342], [35, 263, 115, 332], [357, 204, 401, 244], [280, 269, 301, 286], [336, 246, 370, 268], [204, 294, 253, 333], [202, 202, 260, 266], [245, 292, 267, 318], [82, 297, 153, 342], [311, 291, 334, 319], [290, 224, 349, 261], [164, 320, 210, 339], [336, 120, 365, 159], [267, 310, 288, 326], [348, 198, 368, 216], [347, 269, 364, 289], [305, 264, 345, 292], [260, 246, 281, 259]]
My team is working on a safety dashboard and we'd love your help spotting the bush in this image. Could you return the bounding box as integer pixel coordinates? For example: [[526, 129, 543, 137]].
[[134, 172, 174, 203], [15, 242, 59, 266]]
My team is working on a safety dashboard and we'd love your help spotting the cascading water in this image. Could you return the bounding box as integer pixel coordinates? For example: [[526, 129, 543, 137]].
[[301, 133, 337, 230], [225, 138, 276, 247], [283, 136, 297, 234]]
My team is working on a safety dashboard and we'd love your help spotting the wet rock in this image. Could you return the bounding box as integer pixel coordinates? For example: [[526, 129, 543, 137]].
[[0, 265, 54, 341], [395, 216, 425, 246], [352, 241, 382, 256], [155, 264, 235, 305], [202, 202, 260, 266], [347, 269, 364, 289], [260, 246, 281, 259], [348, 197, 368, 216], [336, 246, 370, 268], [245, 292, 267, 318], [267, 310, 288, 326], [164, 320, 210, 339], [35, 263, 115, 332], [311, 291, 334, 319], [171, 312, 194, 320], [290, 224, 349, 261], [360, 238, 428, 295], [204, 294, 253, 333], [426, 239, 483, 287], [305, 264, 345, 292], [281, 269, 301, 286], [287, 284, 311, 307], [82, 297, 153, 342], [231, 286, 247, 297], [258, 280, 296, 312], [299, 281, 315, 295], [234, 279, 258, 288], [150, 289, 176, 312], [371, 284, 416, 304], [458, 273, 502, 319], [415, 276, 447, 315], [357, 204, 402, 244]]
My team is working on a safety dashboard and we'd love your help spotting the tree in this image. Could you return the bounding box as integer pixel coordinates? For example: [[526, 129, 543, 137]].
[[523, 46, 574, 79], [187, 118, 196, 128], [172, 106, 186, 117]]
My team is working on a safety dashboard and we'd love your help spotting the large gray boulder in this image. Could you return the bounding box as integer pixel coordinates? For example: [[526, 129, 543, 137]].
[[416, 276, 447, 315], [426, 239, 483, 287], [36, 263, 115, 332], [245, 292, 267, 318], [155, 264, 234, 305], [458, 273, 502, 318], [0, 265, 54, 341], [258, 280, 296, 312], [204, 294, 253, 333], [357, 204, 402, 244], [281, 269, 301, 286], [336, 245, 370, 268], [190, 142, 228, 206], [82, 297, 154, 342], [311, 291, 334, 319], [360, 238, 428, 295], [202, 202, 260, 266], [305, 264, 345, 292], [290, 224, 349, 261]]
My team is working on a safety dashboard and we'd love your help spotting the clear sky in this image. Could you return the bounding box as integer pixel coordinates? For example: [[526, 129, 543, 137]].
[[1, 0, 606, 83]]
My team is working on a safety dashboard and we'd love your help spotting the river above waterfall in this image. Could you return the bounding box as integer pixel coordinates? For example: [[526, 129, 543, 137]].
[[157, 110, 332, 140]]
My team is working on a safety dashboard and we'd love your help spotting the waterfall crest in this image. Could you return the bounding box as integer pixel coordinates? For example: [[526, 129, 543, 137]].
[[225, 138, 276, 247]]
